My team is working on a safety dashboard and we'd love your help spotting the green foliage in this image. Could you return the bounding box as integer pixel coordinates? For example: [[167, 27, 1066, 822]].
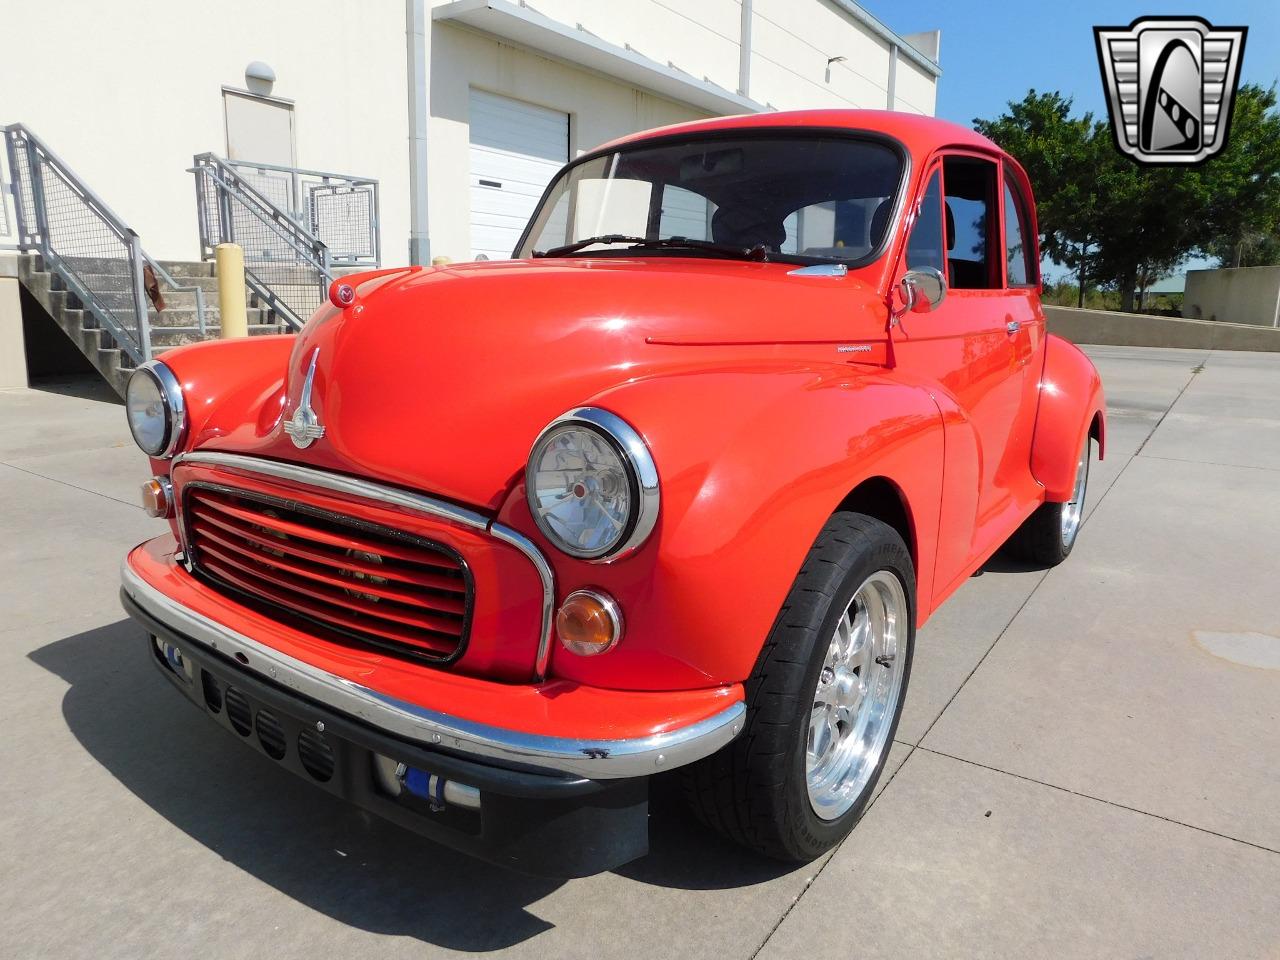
[[975, 85, 1280, 311], [1199, 84, 1280, 266]]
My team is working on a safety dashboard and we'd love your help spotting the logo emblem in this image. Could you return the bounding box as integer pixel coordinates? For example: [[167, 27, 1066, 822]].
[[284, 348, 326, 449], [1094, 16, 1247, 165]]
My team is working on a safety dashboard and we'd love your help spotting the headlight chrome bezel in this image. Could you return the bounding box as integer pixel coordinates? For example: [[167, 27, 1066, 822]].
[[126, 360, 186, 459], [526, 407, 660, 563]]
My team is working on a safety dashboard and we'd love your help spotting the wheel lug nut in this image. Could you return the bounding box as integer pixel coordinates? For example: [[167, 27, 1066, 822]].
[[821, 666, 834, 684]]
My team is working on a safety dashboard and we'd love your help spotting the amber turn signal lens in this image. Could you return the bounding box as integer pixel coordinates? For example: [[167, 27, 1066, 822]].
[[140, 477, 173, 519], [556, 589, 623, 656]]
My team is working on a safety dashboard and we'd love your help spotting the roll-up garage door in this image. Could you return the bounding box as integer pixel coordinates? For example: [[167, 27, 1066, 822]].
[[468, 89, 569, 260]]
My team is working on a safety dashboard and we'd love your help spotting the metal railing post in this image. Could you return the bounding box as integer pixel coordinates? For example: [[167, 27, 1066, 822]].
[[319, 243, 331, 304], [129, 232, 153, 360], [371, 180, 381, 267], [25, 137, 49, 251], [2, 131, 25, 246]]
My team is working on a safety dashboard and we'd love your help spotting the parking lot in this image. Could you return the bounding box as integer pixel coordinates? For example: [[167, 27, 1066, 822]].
[[1, 344, 1277, 959]]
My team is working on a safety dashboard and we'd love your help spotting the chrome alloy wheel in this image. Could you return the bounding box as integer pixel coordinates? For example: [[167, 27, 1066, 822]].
[[806, 570, 908, 820], [1060, 439, 1090, 548]]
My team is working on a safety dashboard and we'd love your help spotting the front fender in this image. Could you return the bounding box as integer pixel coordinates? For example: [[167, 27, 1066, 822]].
[[155, 335, 298, 457], [141, 336, 296, 540], [1031, 334, 1106, 501], [496, 362, 944, 691]]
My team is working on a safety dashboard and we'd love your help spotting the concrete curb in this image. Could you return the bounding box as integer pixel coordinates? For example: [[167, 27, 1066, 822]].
[[1044, 305, 1280, 352]]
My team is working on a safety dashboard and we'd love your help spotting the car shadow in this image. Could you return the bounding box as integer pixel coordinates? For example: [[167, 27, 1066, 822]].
[[978, 550, 1047, 575], [29, 619, 793, 951]]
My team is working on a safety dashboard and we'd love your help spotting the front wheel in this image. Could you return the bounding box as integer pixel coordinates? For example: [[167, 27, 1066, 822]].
[[683, 513, 914, 861], [1007, 435, 1092, 566]]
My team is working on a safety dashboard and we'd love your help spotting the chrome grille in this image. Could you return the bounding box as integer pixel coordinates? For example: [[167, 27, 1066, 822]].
[[184, 486, 471, 662]]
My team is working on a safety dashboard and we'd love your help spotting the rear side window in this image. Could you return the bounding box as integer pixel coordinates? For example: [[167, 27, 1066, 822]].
[[1003, 176, 1035, 287]]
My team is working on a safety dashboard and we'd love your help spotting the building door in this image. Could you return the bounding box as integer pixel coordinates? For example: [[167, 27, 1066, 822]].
[[223, 89, 296, 166], [468, 90, 568, 260]]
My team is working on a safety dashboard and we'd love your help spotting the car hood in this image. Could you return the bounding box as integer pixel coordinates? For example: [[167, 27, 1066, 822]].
[[210, 257, 889, 511]]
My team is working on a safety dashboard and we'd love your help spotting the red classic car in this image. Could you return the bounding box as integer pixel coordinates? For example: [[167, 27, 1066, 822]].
[[120, 110, 1104, 875]]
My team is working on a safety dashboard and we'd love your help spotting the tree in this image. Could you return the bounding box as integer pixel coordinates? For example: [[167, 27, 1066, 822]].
[[1198, 84, 1280, 267], [974, 91, 1099, 304], [975, 86, 1280, 312]]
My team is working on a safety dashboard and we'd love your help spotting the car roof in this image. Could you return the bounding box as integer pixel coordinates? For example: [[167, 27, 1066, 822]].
[[596, 109, 1002, 160]]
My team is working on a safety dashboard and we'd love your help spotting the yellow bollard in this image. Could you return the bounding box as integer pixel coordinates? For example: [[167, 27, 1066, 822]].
[[431, 255, 452, 267], [214, 243, 248, 339]]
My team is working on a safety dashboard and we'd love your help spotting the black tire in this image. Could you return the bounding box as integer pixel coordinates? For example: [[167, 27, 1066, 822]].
[[682, 512, 915, 861], [1007, 438, 1092, 567]]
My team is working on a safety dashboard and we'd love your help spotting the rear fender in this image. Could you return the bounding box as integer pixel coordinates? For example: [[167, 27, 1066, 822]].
[[1031, 334, 1106, 501]]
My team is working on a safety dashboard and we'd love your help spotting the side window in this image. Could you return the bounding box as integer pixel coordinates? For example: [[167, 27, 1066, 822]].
[[1002, 176, 1035, 287], [907, 170, 944, 273], [942, 156, 999, 290]]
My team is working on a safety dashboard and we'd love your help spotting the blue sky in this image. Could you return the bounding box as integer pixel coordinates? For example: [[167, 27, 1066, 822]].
[[861, 1, 1280, 127], [858, 1, 1280, 280]]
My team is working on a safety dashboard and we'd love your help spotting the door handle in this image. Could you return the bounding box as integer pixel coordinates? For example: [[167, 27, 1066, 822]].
[[1006, 320, 1021, 335]]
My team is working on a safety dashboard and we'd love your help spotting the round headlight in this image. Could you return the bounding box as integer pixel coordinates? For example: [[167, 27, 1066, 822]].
[[125, 361, 185, 458], [526, 407, 659, 562]]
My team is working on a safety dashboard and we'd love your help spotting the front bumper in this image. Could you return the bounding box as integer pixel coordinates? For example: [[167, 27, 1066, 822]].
[[120, 542, 745, 873], [128, 588, 650, 875], [122, 556, 744, 779]]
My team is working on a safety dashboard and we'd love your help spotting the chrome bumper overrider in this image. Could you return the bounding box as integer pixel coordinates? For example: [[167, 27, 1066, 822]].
[[121, 561, 745, 780]]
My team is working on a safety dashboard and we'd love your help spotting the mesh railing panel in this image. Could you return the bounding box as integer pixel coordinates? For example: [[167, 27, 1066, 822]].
[[36, 152, 144, 350], [309, 186, 375, 260], [225, 159, 378, 265], [236, 167, 295, 214], [3, 128, 148, 362]]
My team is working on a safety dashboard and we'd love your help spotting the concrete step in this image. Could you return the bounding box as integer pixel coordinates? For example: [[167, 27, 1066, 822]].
[[44, 289, 264, 329], [56, 272, 222, 296], [151, 324, 285, 350], [154, 260, 216, 278], [80, 288, 214, 312], [244, 264, 329, 286]]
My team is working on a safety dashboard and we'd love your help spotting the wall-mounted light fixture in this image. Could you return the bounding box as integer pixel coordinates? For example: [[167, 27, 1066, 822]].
[[245, 61, 277, 97]]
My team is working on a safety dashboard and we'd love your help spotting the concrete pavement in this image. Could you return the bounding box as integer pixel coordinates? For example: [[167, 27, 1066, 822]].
[[1, 348, 1277, 959]]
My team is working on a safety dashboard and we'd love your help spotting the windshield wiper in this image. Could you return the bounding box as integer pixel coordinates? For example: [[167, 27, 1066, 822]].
[[535, 234, 769, 261]]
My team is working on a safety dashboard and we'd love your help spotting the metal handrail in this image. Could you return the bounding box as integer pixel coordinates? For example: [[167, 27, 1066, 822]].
[[2, 122, 207, 364], [221, 157, 380, 266], [191, 152, 334, 330], [224, 156, 380, 185]]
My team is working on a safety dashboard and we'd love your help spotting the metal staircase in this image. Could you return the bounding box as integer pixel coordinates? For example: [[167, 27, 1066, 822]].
[[0, 123, 379, 396]]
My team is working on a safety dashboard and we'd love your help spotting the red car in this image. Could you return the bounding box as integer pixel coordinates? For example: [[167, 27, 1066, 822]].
[[121, 110, 1104, 875]]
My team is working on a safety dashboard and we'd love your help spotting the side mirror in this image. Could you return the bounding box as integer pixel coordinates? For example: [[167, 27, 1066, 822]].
[[901, 267, 947, 314]]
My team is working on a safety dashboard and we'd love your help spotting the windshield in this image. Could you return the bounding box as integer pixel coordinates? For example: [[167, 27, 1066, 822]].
[[517, 134, 904, 265]]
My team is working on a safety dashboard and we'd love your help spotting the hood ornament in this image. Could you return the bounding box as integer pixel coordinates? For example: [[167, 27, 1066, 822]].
[[284, 348, 326, 449]]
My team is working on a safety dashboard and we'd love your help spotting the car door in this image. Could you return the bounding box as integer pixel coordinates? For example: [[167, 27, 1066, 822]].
[[890, 151, 1027, 588], [994, 162, 1046, 505]]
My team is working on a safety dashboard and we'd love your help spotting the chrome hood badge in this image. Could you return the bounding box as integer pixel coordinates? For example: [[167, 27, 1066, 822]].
[[284, 348, 326, 449]]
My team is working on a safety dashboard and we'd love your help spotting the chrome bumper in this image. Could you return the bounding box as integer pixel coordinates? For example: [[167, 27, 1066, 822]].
[[120, 562, 744, 780]]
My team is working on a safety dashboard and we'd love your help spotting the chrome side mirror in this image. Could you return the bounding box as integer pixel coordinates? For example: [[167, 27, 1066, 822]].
[[900, 267, 947, 315]]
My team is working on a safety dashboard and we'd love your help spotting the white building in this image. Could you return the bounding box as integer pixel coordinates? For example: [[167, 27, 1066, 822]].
[[1, 0, 940, 266]]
